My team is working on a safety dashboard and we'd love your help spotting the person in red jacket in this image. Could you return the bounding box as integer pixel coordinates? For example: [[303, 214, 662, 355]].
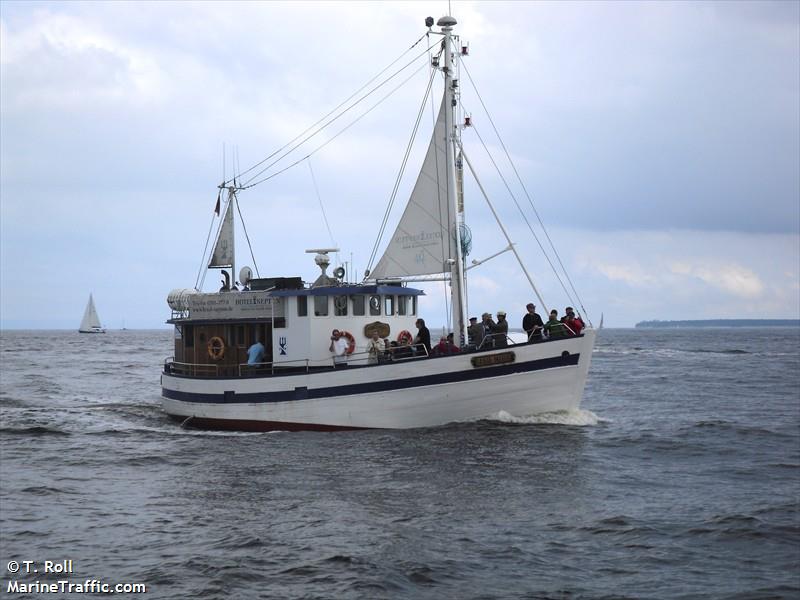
[[561, 307, 585, 336]]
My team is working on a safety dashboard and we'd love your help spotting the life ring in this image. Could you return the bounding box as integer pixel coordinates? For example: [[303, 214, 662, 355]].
[[341, 331, 356, 354], [397, 330, 413, 345], [207, 336, 225, 360]]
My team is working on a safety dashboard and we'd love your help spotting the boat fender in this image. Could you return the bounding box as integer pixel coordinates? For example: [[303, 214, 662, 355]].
[[397, 330, 413, 345], [341, 331, 356, 354], [208, 336, 226, 360]]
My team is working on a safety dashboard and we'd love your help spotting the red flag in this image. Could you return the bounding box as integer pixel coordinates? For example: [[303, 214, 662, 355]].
[[214, 191, 221, 216]]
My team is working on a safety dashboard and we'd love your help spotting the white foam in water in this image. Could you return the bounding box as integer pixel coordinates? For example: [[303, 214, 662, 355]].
[[488, 408, 603, 426]]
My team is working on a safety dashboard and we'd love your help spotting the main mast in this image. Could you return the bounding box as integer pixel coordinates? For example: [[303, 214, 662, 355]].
[[439, 15, 468, 345]]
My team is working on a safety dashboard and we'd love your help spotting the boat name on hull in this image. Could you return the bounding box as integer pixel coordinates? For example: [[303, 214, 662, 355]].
[[470, 351, 515, 368]]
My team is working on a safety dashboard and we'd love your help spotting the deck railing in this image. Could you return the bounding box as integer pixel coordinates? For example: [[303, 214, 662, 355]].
[[164, 358, 219, 377]]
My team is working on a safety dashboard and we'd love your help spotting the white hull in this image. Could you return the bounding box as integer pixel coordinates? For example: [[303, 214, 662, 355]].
[[161, 330, 596, 430]]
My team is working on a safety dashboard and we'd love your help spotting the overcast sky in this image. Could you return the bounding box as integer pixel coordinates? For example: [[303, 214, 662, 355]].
[[1, 0, 798, 329]]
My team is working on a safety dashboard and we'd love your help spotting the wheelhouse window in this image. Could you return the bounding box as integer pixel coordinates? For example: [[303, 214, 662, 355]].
[[369, 295, 381, 316], [314, 295, 329, 316], [334, 295, 348, 316], [384, 295, 395, 316], [411, 295, 417, 316], [184, 325, 194, 348], [398, 295, 408, 316], [351, 295, 365, 316], [297, 296, 308, 317]]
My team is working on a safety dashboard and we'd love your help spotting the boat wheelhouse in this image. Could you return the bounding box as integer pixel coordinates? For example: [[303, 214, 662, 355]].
[[167, 263, 424, 378]]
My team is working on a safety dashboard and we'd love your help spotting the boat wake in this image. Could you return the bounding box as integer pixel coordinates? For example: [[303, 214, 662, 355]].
[[486, 408, 603, 426]]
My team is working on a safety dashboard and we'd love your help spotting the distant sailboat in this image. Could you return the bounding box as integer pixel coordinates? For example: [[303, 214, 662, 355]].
[[79, 294, 106, 333]]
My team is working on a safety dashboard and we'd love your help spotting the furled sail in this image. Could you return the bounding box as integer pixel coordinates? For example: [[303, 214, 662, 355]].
[[369, 95, 455, 280], [208, 194, 234, 268]]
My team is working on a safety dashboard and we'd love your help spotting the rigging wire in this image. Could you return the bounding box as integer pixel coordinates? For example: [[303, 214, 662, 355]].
[[224, 33, 430, 187], [194, 201, 220, 290], [470, 122, 575, 306], [237, 41, 439, 189], [241, 61, 430, 190], [234, 192, 260, 279], [460, 59, 591, 323], [308, 159, 338, 265], [364, 65, 438, 274]]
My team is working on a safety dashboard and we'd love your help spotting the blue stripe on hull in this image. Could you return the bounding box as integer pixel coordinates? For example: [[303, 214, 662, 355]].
[[162, 353, 580, 404]]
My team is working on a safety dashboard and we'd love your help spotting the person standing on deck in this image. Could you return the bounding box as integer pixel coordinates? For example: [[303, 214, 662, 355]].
[[414, 318, 431, 356], [468, 317, 483, 348], [545, 310, 568, 338], [522, 303, 544, 342], [329, 329, 349, 366], [493, 311, 509, 348], [366, 330, 386, 365]]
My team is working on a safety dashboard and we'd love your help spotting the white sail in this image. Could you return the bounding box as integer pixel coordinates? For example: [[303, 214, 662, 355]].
[[79, 294, 104, 332], [370, 95, 454, 280], [208, 194, 234, 268]]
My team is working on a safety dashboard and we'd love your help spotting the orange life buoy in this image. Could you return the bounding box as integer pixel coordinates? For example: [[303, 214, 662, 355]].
[[397, 330, 413, 345], [341, 331, 356, 354], [207, 336, 225, 360]]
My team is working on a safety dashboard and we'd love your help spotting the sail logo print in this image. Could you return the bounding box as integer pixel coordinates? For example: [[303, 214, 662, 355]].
[[395, 230, 442, 249], [279, 337, 287, 355], [218, 240, 229, 261]]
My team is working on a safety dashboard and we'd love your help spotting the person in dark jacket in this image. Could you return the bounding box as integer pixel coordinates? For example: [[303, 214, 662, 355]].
[[522, 303, 544, 342], [493, 310, 509, 347], [467, 316, 483, 347], [414, 318, 432, 356]]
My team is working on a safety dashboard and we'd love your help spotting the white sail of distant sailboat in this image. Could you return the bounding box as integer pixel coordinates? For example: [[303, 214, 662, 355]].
[[369, 96, 453, 281], [79, 294, 106, 333]]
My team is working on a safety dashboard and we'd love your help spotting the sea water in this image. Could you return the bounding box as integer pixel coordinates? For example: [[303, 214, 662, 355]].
[[0, 328, 798, 599]]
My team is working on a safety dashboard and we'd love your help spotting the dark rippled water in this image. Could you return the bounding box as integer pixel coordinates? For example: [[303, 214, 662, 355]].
[[1, 328, 798, 599]]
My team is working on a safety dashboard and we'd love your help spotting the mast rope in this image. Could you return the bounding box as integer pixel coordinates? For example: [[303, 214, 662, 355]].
[[224, 33, 430, 188], [240, 60, 430, 190], [234, 193, 260, 279], [364, 63, 439, 275], [460, 60, 591, 324], [469, 122, 575, 306], [194, 207, 219, 290], [308, 159, 338, 264], [235, 41, 438, 190]]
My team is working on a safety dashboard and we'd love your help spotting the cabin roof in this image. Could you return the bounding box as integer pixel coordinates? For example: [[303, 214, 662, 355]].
[[267, 285, 425, 297]]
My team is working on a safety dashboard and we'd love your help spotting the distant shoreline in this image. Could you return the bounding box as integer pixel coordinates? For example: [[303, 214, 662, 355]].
[[635, 319, 800, 329]]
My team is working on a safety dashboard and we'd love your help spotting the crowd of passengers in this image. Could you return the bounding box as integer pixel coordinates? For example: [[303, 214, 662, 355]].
[[323, 303, 586, 366]]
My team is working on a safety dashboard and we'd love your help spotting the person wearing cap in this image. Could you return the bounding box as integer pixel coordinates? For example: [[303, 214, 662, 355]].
[[481, 312, 496, 349], [493, 310, 509, 347], [329, 329, 349, 365], [522, 302, 544, 342], [467, 316, 483, 347], [561, 306, 585, 336]]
